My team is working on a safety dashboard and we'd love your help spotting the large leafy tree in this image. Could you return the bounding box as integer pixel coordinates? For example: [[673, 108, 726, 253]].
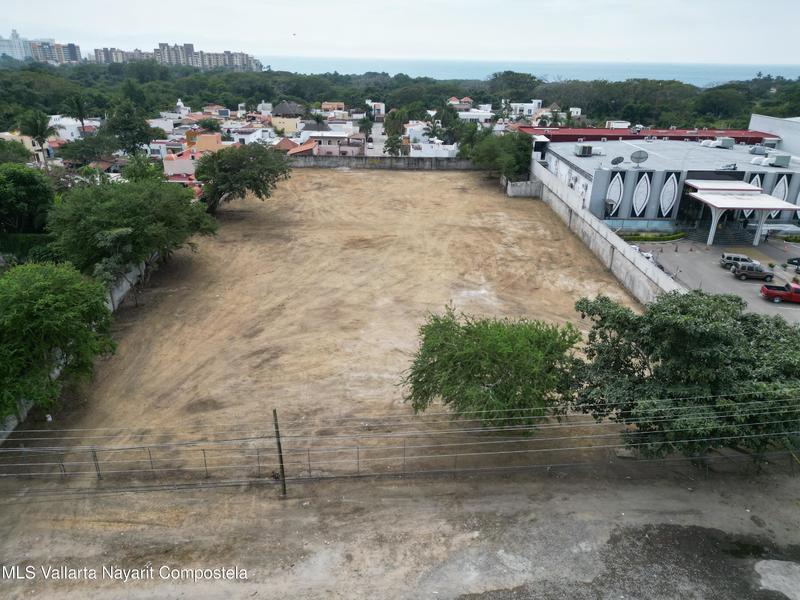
[[57, 133, 119, 165], [48, 180, 216, 282], [18, 110, 59, 171], [104, 100, 153, 155], [573, 292, 800, 458], [468, 132, 532, 180], [198, 117, 221, 132], [0, 139, 31, 164], [403, 306, 580, 428], [0, 262, 114, 418], [121, 153, 163, 182], [0, 163, 54, 233], [195, 143, 291, 214]]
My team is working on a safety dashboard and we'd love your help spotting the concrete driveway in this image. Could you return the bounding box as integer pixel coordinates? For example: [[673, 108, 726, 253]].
[[637, 239, 800, 323]]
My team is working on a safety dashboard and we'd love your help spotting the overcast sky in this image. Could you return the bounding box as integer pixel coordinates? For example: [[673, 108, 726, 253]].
[[3, 0, 799, 64]]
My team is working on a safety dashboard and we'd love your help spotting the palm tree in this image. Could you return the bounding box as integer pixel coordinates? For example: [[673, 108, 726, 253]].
[[19, 110, 59, 171], [312, 113, 326, 125], [357, 116, 372, 138], [423, 119, 445, 142], [64, 93, 88, 136]]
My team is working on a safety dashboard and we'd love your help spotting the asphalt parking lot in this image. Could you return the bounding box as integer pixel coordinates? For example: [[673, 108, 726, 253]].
[[637, 239, 800, 323]]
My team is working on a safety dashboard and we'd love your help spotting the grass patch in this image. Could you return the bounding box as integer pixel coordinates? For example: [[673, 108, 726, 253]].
[[619, 232, 686, 242]]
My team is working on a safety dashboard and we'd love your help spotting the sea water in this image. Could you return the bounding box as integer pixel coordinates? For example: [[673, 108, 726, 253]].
[[258, 57, 800, 87]]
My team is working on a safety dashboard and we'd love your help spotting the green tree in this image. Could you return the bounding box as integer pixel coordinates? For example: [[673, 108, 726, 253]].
[[423, 119, 445, 141], [0, 163, 54, 233], [383, 109, 407, 136], [383, 133, 402, 157], [57, 133, 119, 165], [63, 93, 89, 135], [122, 153, 163, 182], [18, 109, 59, 171], [48, 180, 217, 281], [573, 292, 800, 458], [403, 306, 580, 428], [104, 100, 152, 155], [468, 132, 532, 180], [358, 115, 373, 138], [198, 117, 221, 132], [195, 143, 291, 214], [0, 139, 31, 164], [0, 262, 114, 418]]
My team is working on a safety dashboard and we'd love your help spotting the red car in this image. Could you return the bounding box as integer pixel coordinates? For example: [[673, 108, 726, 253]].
[[760, 282, 800, 303]]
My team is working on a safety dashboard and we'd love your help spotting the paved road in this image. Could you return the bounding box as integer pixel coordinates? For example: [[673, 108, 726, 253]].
[[365, 121, 386, 156], [638, 239, 800, 323]]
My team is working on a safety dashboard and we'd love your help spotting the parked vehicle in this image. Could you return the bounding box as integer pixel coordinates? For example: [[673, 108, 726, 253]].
[[720, 252, 758, 270], [786, 257, 800, 266], [367, 143, 374, 149], [760, 282, 800, 303], [731, 263, 773, 281]]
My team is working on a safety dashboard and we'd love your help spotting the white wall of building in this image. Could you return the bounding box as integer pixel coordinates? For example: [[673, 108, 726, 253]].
[[749, 114, 800, 157]]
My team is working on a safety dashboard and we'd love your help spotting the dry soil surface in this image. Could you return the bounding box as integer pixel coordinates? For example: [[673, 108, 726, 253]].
[[2, 169, 798, 599]]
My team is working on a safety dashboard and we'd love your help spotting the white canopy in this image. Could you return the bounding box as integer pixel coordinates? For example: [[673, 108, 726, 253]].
[[688, 191, 799, 246], [685, 179, 763, 193]]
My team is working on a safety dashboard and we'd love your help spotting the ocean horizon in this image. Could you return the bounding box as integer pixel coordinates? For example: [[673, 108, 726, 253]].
[[258, 56, 800, 87]]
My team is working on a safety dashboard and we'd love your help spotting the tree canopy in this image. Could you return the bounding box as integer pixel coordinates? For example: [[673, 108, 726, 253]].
[[0, 163, 54, 233], [403, 306, 580, 428], [467, 131, 532, 180], [0, 262, 114, 418], [195, 143, 291, 213], [573, 292, 800, 457], [47, 180, 216, 283], [0, 139, 31, 164]]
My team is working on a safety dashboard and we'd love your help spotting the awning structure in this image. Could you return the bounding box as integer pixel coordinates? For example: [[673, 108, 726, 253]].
[[687, 188, 798, 246]]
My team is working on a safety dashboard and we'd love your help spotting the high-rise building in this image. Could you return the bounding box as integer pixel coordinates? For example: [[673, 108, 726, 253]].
[[93, 41, 262, 72], [0, 30, 80, 64]]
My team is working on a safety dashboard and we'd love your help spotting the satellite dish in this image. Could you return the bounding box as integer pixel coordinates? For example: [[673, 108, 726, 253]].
[[630, 150, 649, 168], [611, 156, 624, 166]]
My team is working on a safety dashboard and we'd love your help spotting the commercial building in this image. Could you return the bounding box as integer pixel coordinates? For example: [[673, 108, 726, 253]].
[[518, 125, 778, 145], [536, 136, 800, 244]]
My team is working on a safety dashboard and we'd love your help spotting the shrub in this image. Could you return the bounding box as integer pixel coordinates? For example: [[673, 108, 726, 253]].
[[619, 232, 686, 242]]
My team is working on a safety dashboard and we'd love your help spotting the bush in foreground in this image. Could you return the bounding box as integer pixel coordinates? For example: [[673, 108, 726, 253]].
[[0, 263, 114, 418], [402, 306, 580, 428]]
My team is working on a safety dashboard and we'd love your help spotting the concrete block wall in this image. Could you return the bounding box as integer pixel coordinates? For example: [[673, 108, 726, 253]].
[[533, 161, 684, 305], [290, 155, 479, 170]]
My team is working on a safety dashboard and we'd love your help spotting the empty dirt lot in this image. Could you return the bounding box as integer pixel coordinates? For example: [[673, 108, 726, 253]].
[[2, 169, 798, 599]]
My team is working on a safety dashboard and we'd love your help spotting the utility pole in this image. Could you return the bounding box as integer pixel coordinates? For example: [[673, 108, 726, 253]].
[[273, 409, 287, 496]]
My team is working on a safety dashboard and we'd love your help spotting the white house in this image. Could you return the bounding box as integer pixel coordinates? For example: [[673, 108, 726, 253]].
[[409, 140, 458, 158], [606, 120, 631, 129], [365, 99, 385, 121], [569, 107, 582, 118], [229, 128, 271, 145], [48, 115, 101, 140], [508, 99, 543, 118], [257, 100, 273, 116], [147, 117, 175, 134], [405, 120, 431, 143], [458, 108, 494, 125]]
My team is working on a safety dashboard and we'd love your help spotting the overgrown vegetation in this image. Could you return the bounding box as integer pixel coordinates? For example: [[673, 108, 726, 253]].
[[405, 293, 800, 459], [403, 306, 580, 428], [0, 262, 114, 419]]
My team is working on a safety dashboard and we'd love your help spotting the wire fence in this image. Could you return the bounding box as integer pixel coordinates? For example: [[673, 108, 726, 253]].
[[0, 404, 798, 498]]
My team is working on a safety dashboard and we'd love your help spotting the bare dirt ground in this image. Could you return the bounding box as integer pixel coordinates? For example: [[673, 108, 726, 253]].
[[1, 169, 798, 599]]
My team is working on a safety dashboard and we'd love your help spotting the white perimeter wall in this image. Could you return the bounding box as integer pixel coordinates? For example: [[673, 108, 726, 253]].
[[532, 161, 684, 305]]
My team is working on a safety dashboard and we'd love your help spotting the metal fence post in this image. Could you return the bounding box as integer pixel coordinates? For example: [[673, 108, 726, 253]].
[[147, 448, 155, 477], [91, 450, 101, 479], [307, 449, 312, 478], [273, 409, 287, 495], [256, 448, 262, 478], [356, 444, 360, 475], [202, 449, 209, 478]]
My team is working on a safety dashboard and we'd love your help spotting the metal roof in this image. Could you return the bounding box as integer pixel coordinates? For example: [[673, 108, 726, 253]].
[[688, 192, 798, 211]]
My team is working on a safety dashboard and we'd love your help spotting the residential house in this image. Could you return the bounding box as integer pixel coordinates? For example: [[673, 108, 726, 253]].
[[287, 140, 318, 156], [365, 99, 385, 121], [405, 121, 432, 143], [271, 116, 301, 133], [508, 99, 543, 118], [147, 138, 187, 160], [321, 101, 345, 112], [256, 100, 273, 115], [203, 104, 230, 118], [457, 108, 494, 125], [409, 140, 458, 158], [48, 115, 101, 140], [148, 117, 175, 134], [273, 138, 299, 153], [272, 101, 305, 117], [0, 131, 50, 164], [304, 131, 364, 156]]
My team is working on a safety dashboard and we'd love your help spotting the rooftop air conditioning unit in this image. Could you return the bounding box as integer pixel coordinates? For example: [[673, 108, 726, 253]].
[[601, 137, 607, 142], [715, 137, 734, 149], [768, 154, 791, 168], [750, 145, 768, 155], [701, 140, 714, 147], [574, 143, 593, 157]]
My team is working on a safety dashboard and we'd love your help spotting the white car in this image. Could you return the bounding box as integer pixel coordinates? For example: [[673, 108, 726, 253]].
[[367, 143, 374, 149]]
